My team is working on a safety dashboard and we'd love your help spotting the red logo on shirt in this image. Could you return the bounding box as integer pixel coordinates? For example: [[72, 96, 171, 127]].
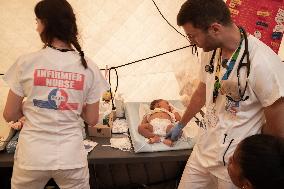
[[34, 69, 84, 90]]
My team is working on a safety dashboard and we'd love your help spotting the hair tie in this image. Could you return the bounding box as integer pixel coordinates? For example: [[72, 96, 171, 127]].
[[79, 51, 84, 57]]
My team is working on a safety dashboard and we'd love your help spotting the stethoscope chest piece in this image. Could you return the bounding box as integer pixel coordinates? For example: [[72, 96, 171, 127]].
[[205, 64, 214, 74]]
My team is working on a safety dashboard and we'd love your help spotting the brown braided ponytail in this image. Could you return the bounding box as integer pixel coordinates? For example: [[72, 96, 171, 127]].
[[35, 0, 88, 69], [72, 38, 87, 69]]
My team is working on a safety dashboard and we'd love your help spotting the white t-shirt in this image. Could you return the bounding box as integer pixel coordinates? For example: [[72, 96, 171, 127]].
[[195, 35, 284, 181], [3, 47, 109, 170]]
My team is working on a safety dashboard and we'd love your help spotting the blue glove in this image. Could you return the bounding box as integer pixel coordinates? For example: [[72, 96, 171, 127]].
[[166, 122, 184, 141]]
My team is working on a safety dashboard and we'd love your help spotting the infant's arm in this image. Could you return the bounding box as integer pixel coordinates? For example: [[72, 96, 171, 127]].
[[174, 112, 181, 121], [141, 115, 149, 124], [169, 105, 181, 121]]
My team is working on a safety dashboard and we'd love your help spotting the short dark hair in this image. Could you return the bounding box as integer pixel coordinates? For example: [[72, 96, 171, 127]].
[[150, 99, 163, 110], [177, 0, 232, 30], [238, 134, 284, 189], [35, 0, 87, 68]]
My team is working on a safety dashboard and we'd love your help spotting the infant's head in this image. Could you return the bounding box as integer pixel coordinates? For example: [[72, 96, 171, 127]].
[[150, 99, 171, 111]]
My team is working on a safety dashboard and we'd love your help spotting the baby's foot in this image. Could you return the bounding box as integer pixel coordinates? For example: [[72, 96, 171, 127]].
[[148, 135, 161, 144], [163, 138, 174, 147]]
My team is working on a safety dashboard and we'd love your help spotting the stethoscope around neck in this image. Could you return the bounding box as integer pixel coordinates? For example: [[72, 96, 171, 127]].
[[205, 27, 251, 101]]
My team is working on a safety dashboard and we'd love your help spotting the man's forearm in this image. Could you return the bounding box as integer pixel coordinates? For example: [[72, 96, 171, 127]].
[[180, 82, 206, 127]]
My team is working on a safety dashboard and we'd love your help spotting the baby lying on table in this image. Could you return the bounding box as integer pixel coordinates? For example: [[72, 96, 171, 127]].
[[138, 99, 181, 146]]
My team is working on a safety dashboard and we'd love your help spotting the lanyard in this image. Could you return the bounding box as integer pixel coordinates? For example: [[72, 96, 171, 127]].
[[212, 28, 244, 103]]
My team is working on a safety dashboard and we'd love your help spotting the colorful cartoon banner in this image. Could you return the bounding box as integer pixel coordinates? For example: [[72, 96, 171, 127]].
[[226, 0, 284, 53]]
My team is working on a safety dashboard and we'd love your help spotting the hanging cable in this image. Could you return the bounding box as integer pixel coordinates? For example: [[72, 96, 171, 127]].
[[99, 0, 201, 109], [100, 45, 192, 71], [108, 68, 115, 110], [102, 45, 193, 109], [107, 67, 119, 110], [151, 0, 198, 56], [113, 68, 118, 93], [151, 0, 186, 38]]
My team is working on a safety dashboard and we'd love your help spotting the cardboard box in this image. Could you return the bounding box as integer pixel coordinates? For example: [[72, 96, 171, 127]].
[[88, 111, 116, 137]]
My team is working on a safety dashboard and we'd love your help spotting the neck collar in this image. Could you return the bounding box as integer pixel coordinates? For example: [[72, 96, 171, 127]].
[[47, 44, 74, 52]]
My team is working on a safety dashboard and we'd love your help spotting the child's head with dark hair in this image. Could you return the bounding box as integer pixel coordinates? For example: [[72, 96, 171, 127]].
[[34, 0, 87, 68], [228, 134, 284, 189], [150, 99, 163, 110], [150, 99, 171, 111]]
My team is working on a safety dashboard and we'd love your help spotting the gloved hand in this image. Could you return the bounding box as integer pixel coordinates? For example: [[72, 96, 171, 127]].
[[166, 122, 184, 141]]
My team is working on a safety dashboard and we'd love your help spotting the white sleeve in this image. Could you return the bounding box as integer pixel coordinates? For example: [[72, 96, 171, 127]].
[[250, 54, 284, 107], [2, 58, 25, 97], [85, 63, 110, 104]]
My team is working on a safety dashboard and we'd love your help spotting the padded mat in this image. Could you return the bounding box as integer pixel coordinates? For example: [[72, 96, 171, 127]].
[[125, 101, 198, 153]]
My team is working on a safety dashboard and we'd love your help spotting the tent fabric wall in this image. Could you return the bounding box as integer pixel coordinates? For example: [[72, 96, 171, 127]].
[[0, 0, 201, 102], [0, 0, 284, 120], [0, 79, 10, 127]]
